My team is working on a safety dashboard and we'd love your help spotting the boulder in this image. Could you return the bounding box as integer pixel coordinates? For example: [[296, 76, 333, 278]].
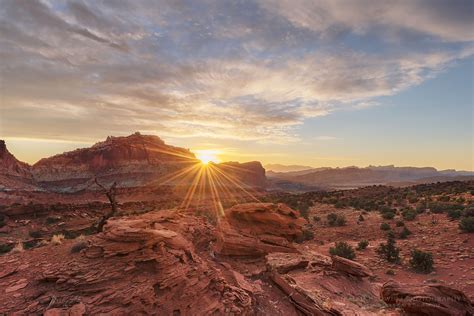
[[215, 203, 306, 256]]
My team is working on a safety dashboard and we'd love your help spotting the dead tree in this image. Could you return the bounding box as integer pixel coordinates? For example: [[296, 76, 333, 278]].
[[94, 177, 119, 232]]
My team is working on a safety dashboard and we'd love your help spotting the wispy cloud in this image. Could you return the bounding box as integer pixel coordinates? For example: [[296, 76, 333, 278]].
[[1, 0, 473, 143]]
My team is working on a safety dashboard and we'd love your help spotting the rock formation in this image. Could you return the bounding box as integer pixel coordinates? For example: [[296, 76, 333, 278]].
[[0, 202, 472, 315], [214, 203, 306, 256], [381, 280, 474, 316], [0, 133, 267, 193], [0, 140, 37, 190], [32, 133, 198, 192]]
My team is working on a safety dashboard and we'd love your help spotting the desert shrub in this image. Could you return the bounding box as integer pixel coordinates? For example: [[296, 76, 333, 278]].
[[416, 203, 427, 214], [402, 209, 417, 221], [298, 203, 311, 219], [463, 207, 474, 217], [409, 249, 434, 273], [385, 269, 395, 275], [295, 229, 315, 243], [0, 243, 14, 254], [438, 195, 450, 202], [0, 215, 5, 228], [459, 217, 474, 233], [46, 216, 60, 225], [381, 211, 395, 220], [358, 214, 365, 222], [356, 240, 369, 250], [23, 240, 39, 249], [313, 216, 321, 222], [447, 209, 462, 220], [329, 241, 356, 260], [399, 226, 412, 239], [51, 234, 65, 245], [71, 241, 88, 253], [380, 222, 391, 231], [396, 220, 405, 227], [334, 201, 345, 209], [377, 232, 400, 263], [28, 230, 42, 239], [327, 213, 346, 227]]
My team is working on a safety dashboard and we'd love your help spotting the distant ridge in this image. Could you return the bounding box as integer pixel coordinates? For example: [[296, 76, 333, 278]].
[[267, 165, 474, 190]]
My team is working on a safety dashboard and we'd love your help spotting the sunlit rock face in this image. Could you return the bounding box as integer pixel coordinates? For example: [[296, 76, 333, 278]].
[[31, 133, 198, 192], [0, 140, 38, 190], [215, 203, 306, 256], [28, 133, 267, 192]]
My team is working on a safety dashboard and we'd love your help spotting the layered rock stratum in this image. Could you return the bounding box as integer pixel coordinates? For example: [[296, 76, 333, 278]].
[[1, 203, 471, 315], [0, 133, 267, 193]]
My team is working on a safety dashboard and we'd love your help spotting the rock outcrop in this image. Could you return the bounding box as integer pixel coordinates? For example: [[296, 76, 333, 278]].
[[32, 133, 198, 192], [27, 133, 267, 192], [0, 140, 37, 190], [266, 252, 381, 315], [381, 280, 474, 316], [2, 210, 256, 315], [214, 203, 306, 256]]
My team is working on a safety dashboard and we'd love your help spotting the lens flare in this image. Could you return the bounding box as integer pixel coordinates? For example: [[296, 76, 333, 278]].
[[195, 150, 220, 165]]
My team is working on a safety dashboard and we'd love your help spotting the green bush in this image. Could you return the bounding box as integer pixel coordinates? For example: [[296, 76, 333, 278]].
[[329, 241, 356, 260], [447, 209, 462, 220], [399, 226, 412, 239], [46, 217, 60, 225], [313, 216, 321, 222], [381, 211, 395, 220], [356, 240, 369, 250], [402, 209, 417, 221], [396, 220, 405, 227], [29, 230, 42, 238], [380, 222, 391, 231], [409, 249, 434, 273], [459, 217, 474, 233], [71, 241, 88, 253], [295, 229, 315, 243], [327, 213, 346, 227], [438, 195, 450, 202], [0, 243, 14, 254], [377, 232, 400, 263]]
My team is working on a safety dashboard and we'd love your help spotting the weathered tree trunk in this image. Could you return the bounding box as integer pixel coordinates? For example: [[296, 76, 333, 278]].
[[94, 178, 119, 232]]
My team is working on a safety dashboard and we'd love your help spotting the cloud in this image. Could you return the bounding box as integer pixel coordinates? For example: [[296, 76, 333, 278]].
[[1, 0, 473, 144], [259, 0, 474, 42]]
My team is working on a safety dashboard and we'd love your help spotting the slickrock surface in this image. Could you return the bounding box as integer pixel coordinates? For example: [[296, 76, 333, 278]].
[[381, 280, 474, 316], [0, 210, 255, 315], [266, 252, 383, 315], [215, 203, 306, 256], [1, 203, 472, 315]]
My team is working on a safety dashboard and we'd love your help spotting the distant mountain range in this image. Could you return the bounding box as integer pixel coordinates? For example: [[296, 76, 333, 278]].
[[0, 133, 266, 192], [264, 164, 315, 173], [267, 164, 474, 191]]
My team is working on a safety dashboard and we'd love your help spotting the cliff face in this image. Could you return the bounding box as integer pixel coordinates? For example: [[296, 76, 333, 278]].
[[26, 133, 266, 192], [0, 140, 37, 190], [31, 133, 198, 191]]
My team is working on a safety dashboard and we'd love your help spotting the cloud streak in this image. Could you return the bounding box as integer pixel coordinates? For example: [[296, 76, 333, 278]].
[[1, 0, 473, 143]]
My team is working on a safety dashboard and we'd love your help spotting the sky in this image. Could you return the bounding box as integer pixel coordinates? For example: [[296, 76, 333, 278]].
[[0, 0, 473, 170]]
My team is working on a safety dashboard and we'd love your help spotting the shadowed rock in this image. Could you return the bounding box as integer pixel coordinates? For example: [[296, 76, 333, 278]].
[[381, 280, 474, 316]]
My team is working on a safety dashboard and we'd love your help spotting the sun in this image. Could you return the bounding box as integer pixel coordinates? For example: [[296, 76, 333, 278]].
[[195, 150, 220, 165]]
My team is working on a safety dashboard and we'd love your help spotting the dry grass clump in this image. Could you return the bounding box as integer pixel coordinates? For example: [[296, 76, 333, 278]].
[[51, 234, 65, 245], [11, 242, 24, 253]]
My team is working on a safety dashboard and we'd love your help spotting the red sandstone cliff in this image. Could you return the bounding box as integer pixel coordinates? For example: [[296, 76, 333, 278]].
[[0, 140, 37, 190]]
